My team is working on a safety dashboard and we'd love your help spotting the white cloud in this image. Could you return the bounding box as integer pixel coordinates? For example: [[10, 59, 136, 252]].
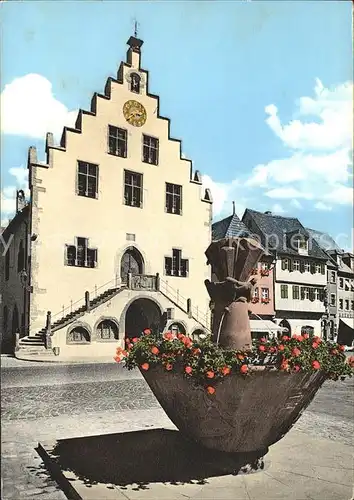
[[314, 201, 332, 211], [1, 74, 78, 140], [290, 199, 303, 209], [271, 203, 286, 214], [247, 79, 353, 212], [1, 166, 29, 227], [265, 187, 313, 200], [265, 79, 352, 152]]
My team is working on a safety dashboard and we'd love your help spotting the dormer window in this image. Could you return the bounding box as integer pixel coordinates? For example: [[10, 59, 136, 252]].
[[130, 73, 141, 94], [295, 237, 308, 252]]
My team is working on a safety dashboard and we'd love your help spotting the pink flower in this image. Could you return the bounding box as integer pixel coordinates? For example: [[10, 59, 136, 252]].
[[312, 360, 320, 370], [185, 366, 193, 375], [292, 347, 301, 357]]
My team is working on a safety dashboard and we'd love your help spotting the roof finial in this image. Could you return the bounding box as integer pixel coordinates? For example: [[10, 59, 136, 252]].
[[232, 201, 235, 215]]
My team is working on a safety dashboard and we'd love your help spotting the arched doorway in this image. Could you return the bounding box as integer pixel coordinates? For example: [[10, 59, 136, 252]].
[[120, 247, 144, 283], [125, 298, 162, 338], [278, 319, 291, 338]]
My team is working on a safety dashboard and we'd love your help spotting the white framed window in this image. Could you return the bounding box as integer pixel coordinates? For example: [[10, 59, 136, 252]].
[[304, 262, 310, 272], [339, 278, 344, 289], [293, 259, 300, 271], [315, 263, 321, 273]]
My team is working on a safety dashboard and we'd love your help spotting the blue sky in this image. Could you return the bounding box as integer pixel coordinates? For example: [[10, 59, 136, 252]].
[[1, 1, 353, 249]]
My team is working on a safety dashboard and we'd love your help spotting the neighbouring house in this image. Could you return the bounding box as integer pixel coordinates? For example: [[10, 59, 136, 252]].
[[0, 35, 213, 359], [307, 228, 339, 340], [327, 251, 354, 346], [242, 210, 329, 338], [211, 206, 285, 339]]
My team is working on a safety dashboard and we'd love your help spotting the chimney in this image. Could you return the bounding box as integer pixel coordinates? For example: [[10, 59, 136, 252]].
[[16, 190, 26, 213]]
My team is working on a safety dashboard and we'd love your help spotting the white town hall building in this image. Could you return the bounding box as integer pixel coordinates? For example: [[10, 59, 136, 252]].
[[0, 35, 213, 359]]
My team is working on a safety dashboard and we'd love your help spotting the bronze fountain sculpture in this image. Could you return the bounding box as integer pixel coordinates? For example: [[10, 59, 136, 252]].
[[139, 237, 328, 457]]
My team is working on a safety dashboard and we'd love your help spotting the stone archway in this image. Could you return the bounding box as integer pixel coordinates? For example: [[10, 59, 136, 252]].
[[279, 319, 291, 338], [120, 247, 144, 284], [125, 298, 162, 338]]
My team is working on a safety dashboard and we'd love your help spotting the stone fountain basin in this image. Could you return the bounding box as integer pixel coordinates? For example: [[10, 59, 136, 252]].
[[140, 364, 326, 454]]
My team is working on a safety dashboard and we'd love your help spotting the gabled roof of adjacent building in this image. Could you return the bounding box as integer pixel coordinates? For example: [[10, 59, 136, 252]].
[[212, 212, 251, 241], [306, 228, 343, 252], [242, 209, 329, 260]]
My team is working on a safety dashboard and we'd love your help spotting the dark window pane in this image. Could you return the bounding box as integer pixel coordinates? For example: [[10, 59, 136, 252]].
[[87, 177, 97, 198], [88, 164, 97, 176], [87, 249, 97, 268], [78, 162, 87, 174]]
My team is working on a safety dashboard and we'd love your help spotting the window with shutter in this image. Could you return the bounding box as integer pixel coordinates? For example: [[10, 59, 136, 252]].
[[310, 263, 316, 274], [65, 239, 97, 268], [289, 259, 293, 272], [300, 287, 305, 300]]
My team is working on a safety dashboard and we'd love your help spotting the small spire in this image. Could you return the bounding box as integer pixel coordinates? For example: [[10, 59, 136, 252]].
[[134, 19, 139, 38], [232, 201, 235, 215]]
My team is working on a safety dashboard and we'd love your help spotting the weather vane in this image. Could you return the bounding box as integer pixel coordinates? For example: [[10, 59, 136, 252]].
[[134, 19, 139, 38]]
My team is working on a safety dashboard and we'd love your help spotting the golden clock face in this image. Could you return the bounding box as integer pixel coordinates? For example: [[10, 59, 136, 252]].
[[123, 100, 147, 127]]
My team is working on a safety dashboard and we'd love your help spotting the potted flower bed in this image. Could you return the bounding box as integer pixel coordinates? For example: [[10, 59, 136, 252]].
[[115, 329, 353, 454]]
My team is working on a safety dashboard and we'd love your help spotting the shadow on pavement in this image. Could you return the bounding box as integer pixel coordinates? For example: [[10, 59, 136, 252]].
[[43, 428, 267, 490]]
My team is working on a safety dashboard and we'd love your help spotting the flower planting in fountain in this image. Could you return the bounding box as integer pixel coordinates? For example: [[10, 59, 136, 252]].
[[115, 329, 353, 394]]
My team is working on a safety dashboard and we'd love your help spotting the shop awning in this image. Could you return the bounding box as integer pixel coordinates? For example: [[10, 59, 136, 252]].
[[337, 317, 354, 346], [250, 320, 287, 333], [339, 318, 354, 329]]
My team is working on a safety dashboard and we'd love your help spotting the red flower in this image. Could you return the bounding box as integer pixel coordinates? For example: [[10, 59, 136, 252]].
[[163, 332, 174, 341], [125, 338, 131, 344], [280, 360, 289, 371], [127, 343, 134, 350], [259, 345, 266, 352], [240, 364, 248, 374], [338, 345, 345, 352], [132, 337, 139, 343], [237, 353, 245, 360], [178, 333, 185, 340], [303, 333, 309, 340], [206, 370, 215, 379], [282, 335, 290, 341], [141, 363, 150, 371], [331, 349, 338, 355], [114, 355, 122, 363], [312, 360, 320, 370], [151, 346, 159, 355], [185, 366, 193, 375], [206, 386, 215, 395], [312, 341, 320, 349], [292, 347, 301, 357], [347, 356, 354, 368], [314, 336, 322, 343], [221, 366, 231, 376], [293, 365, 301, 372], [260, 337, 267, 343], [269, 346, 276, 353], [143, 328, 151, 335], [165, 363, 173, 371], [192, 348, 201, 356], [278, 344, 285, 351], [297, 335, 304, 342]]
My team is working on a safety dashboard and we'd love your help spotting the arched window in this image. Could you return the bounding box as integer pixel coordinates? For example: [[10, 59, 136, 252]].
[[191, 329, 205, 340], [17, 240, 25, 272], [130, 73, 141, 94], [169, 322, 186, 336], [96, 320, 119, 340], [67, 327, 90, 344], [301, 325, 314, 337], [3, 306, 8, 330]]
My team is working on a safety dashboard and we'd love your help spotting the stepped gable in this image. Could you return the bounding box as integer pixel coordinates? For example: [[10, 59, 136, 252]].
[[29, 37, 211, 204]]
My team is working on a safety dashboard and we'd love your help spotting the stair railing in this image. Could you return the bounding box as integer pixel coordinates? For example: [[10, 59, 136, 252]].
[[159, 278, 210, 331], [51, 275, 120, 321]]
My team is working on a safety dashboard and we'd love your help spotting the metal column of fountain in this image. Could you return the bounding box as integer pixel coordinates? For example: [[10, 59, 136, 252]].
[[140, 237, 326, 457]]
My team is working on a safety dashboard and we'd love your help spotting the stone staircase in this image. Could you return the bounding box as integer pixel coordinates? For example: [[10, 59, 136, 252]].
[[18, 286, 125, 351]]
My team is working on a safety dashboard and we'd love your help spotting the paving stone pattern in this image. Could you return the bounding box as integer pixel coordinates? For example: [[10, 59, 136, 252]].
[[1, 380, 160, 421]]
